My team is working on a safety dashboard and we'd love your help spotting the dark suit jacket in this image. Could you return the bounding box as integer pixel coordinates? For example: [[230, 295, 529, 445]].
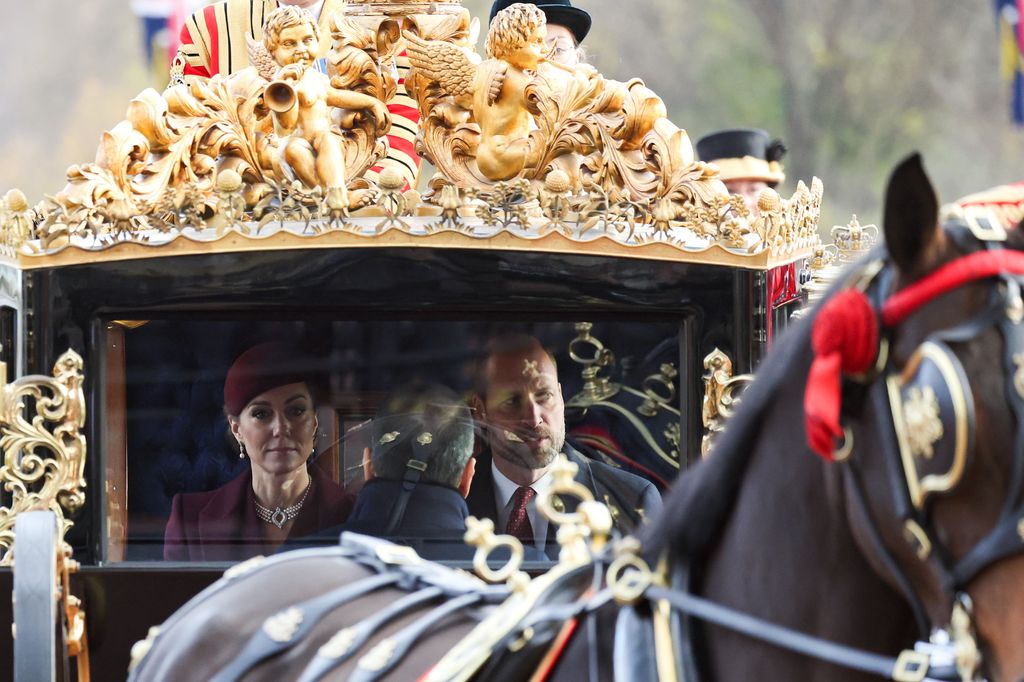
[[283, 478, 549, 563], [466, 444, 662, 549], [163, 464, 355, 562], [291, 478, 473, 560]]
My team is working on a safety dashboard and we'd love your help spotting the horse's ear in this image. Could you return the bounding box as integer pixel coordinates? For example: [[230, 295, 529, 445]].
[[883, 153, 942, 276]]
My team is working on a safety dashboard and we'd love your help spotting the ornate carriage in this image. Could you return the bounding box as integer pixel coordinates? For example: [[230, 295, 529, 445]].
[[0, 0, 833, 679]]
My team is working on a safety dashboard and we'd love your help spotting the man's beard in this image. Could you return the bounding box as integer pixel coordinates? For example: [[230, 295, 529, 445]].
[[492, 423, 565, 470]]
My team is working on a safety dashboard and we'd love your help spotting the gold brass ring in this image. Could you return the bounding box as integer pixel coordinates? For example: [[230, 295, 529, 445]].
[[537, 478, 594, 526], [472, 537, 524, 584], [607, 552, 653, 605], [464, 516, 525, 584]]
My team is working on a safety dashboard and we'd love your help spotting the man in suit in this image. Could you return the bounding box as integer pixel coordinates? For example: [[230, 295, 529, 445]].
[[170, 0, 420, 190], [468, 335, 661, 556]]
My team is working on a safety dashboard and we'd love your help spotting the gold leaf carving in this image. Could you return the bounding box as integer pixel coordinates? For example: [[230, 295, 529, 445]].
[[5, 2, 821, 260], [0, 350, 87, 564]]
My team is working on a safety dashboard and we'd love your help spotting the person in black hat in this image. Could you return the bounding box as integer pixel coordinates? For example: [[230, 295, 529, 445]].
[[695, 128, 787, 218], [489, 0, 591, 66]]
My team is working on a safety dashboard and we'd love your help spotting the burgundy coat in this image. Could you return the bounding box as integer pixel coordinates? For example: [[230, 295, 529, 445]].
[[163, 465, 355, 562]]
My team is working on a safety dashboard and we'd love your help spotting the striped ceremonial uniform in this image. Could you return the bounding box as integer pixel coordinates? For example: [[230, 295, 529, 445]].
[[170, 0, 421, 189]]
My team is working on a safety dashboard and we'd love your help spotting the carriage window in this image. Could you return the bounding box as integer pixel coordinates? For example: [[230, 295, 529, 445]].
[[104, 319, 682, 564]]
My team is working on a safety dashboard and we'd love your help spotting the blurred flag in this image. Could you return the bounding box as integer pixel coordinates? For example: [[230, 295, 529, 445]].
[[997, 0, 1024, 124], [130, 0, 173, 68]]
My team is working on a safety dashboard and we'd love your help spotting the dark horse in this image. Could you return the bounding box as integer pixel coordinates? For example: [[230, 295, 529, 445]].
[[128, 157, 1024, 681]]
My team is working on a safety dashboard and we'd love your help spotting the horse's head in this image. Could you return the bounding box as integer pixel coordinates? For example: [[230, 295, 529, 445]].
[[813, 154, 1024, 681]]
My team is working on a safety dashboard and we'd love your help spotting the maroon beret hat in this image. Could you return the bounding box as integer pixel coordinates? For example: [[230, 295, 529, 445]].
[[223, 343, 311, 416]]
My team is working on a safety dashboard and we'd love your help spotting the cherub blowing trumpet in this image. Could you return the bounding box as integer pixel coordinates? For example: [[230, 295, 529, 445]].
[[262, 6, 391, 209]]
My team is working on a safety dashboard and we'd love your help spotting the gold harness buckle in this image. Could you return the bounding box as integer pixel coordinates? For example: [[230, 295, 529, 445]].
[[891, 649, 929, 682]]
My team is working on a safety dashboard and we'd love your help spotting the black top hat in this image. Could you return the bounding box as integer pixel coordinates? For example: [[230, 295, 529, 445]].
[[488, 0, 592, 45], [695, 128, 787, 185]]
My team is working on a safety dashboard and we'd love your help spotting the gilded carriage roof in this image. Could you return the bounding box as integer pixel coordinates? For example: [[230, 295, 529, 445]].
[[0, 0, 820, 271]]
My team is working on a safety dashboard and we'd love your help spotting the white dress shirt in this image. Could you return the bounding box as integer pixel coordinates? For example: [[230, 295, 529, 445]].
[[492, 460, 554, 551]]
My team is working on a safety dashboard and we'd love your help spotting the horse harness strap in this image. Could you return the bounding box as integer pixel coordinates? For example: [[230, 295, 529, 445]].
[[209, 572, 404, 682], [347, 592, 486, 682], [808, 232, 1024, 679], [949, 279, 1024, 587], [293, 585, 448, 682], [208, 534, 510, 682], [643, 584, 953, 682], [382, 427, 440, 536]]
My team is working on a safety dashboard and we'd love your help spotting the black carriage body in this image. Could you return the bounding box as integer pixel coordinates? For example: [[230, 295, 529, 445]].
[[0, 243, 800, 680]]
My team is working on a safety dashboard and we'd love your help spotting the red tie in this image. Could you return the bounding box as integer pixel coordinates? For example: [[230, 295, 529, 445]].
[[505, 486, 536, 547]]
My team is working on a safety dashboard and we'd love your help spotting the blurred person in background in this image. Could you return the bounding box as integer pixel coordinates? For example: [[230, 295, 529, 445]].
[[696, 128, 787, 219], [131, 0, 173, 70]]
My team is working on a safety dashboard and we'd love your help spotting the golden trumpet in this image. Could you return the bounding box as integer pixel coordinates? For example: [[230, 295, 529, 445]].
[[265, 80, 297, 113]]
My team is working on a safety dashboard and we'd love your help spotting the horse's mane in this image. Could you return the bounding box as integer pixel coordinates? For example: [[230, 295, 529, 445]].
[[639, 245, 894, 562], [640, 310, 814, 561]]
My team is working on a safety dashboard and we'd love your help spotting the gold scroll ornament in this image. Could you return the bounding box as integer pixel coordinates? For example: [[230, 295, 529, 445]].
[[0, 349, 89, 680], [0, 349, 87, 564]]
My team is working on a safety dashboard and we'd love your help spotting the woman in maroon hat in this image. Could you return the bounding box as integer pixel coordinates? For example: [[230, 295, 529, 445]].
[[163, 343, 355, 561]]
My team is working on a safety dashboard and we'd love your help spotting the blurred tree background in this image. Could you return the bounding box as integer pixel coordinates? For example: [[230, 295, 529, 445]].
[[2, 0, 1021, 232]]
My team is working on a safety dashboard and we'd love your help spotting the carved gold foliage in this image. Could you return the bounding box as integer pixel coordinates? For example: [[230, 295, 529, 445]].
[[55, 7, 395, 230], [329, 13, 402, 102], [0, 190, 31, 253], [5, 3, 820, 259], [0, 350, 87, 565]]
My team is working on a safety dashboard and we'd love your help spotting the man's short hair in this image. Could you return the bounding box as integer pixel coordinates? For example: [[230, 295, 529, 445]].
[[370, 384, 474, 488], [473, 333, 558, 397]]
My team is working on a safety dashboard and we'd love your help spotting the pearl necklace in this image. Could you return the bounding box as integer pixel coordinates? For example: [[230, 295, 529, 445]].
[[254, 479, 312, 529]]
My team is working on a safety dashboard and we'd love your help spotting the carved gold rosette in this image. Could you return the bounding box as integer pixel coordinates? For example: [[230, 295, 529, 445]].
[[0, 1, 819, 268], [0, 350, 87, 564]]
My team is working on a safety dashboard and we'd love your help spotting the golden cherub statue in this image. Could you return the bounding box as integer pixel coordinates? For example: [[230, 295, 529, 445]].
[[260, 6, 392, 209], [406, 3, 551, 182]]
